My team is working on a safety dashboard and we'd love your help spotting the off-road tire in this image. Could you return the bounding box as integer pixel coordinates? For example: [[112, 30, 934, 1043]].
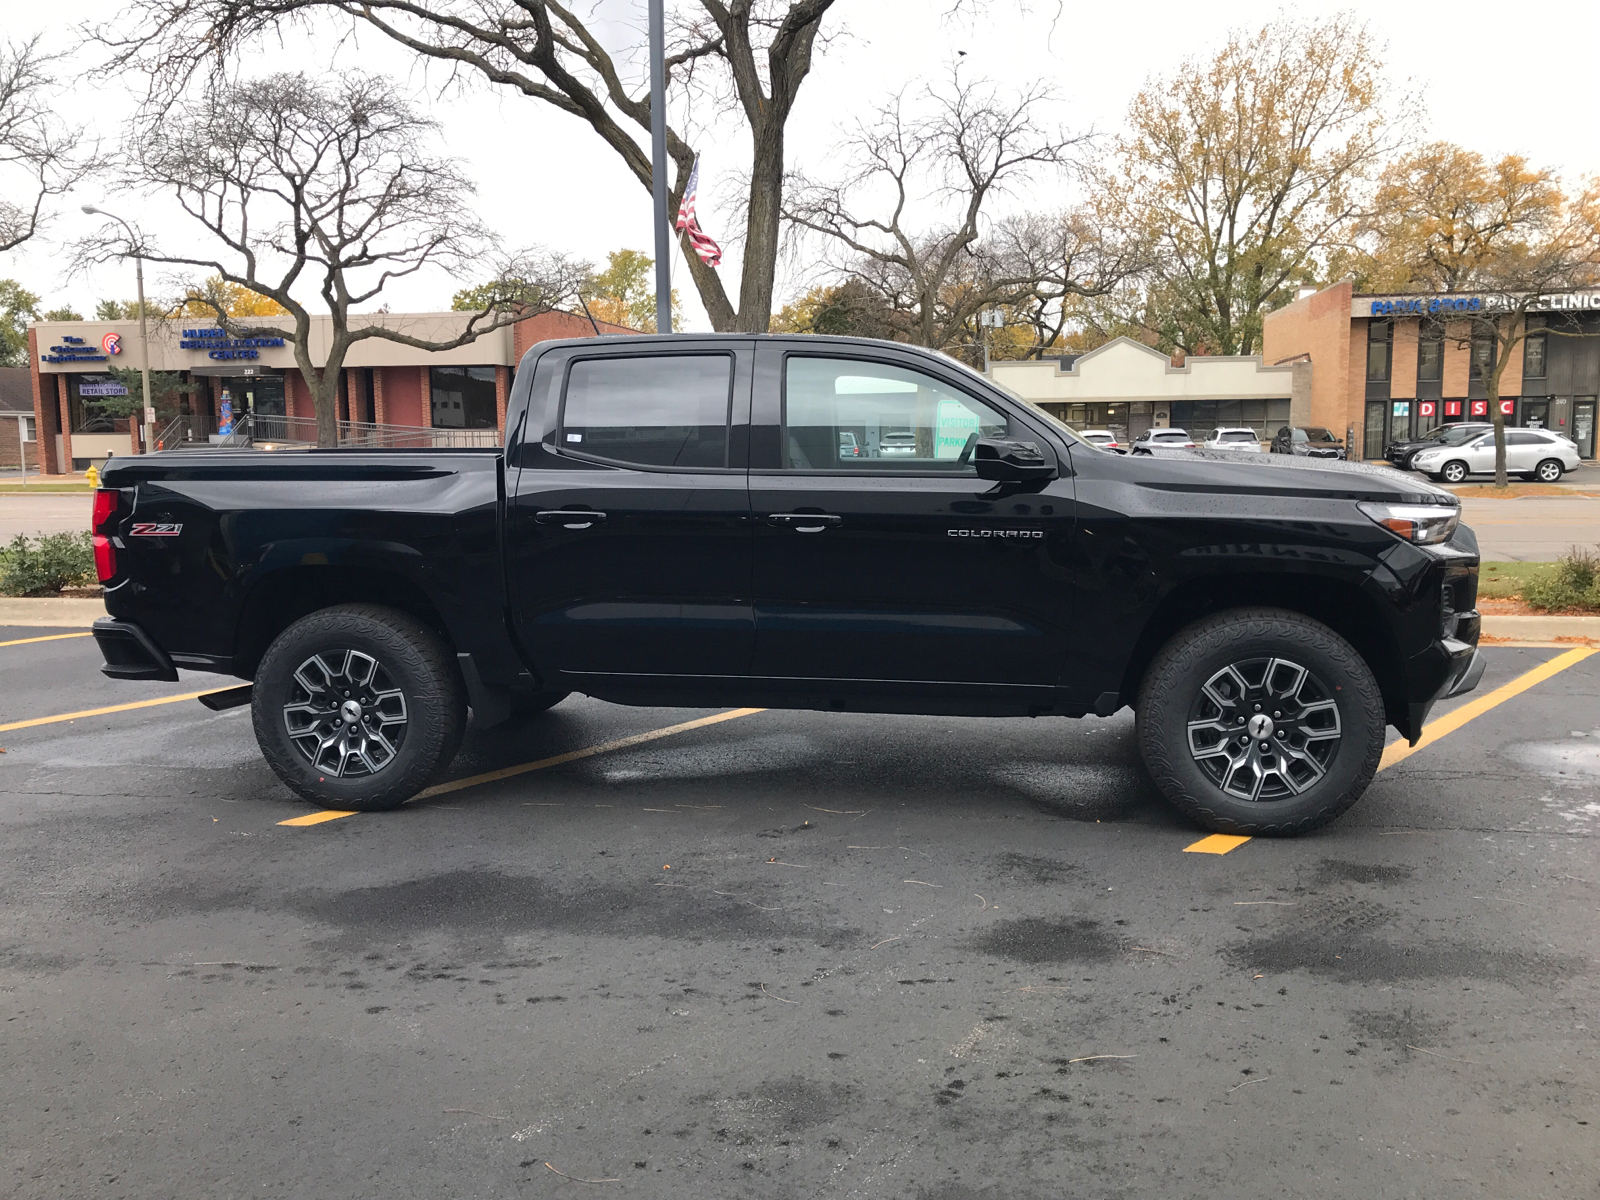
[[1535, 458, 1564, 483], [1439, 460, 1469, 484], [252, 604, 466, 812], [1136, 607, 1385, 836]]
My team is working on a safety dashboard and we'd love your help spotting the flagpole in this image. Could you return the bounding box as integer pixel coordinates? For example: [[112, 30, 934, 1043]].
[[648, 0, 673, 335]]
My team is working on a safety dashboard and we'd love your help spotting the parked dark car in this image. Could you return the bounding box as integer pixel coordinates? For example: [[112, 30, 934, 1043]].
[[90, 335, 1482, 836], [1271, 426, 1346, 459], [1383, 422, 1493, 470]]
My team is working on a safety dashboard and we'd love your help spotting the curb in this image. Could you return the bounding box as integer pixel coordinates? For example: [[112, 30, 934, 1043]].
[[1480, 614, 1600, 640], [0, 597, 107, 627]]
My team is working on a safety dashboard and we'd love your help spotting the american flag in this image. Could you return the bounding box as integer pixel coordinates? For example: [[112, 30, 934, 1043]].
[[675, 157, 723, 268]]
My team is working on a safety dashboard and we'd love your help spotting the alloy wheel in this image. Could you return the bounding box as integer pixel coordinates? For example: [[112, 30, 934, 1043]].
[[282, 649, 408, 777], [1537, 459, 1562, 482], [1441, 461, 1467, 483], [1186, 656, 1342, 801]]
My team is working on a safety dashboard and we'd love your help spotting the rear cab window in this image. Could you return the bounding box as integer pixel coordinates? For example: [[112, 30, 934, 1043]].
[[560, 354, 734, 469]]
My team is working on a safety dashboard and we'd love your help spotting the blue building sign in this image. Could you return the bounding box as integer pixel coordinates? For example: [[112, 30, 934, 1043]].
[[40, 334, 109, 364], [179, 327, 287, 360]]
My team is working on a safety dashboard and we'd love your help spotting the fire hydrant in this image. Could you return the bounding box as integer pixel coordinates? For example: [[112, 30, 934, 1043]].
[[85, 464, 99, 488]]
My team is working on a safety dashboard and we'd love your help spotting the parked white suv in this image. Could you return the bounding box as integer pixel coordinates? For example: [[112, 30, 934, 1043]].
[[1411, 428, 1581, 483], [1130, 428, 1196, 454], [1201, 427, 1263, 452]]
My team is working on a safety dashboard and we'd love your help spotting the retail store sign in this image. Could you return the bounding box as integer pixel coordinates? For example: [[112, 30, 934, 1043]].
[[1369, 297, 1482, 316], [179, 326, 288, 360], [79, 380, 129, 397]]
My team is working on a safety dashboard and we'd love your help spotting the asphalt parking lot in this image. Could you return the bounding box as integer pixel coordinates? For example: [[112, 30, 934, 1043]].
[[2, 630, 1597, 1199]]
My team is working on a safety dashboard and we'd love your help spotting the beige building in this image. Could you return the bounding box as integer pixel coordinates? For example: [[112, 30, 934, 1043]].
[[27, 308, 630, 473], [988, 336, 1310, 443]]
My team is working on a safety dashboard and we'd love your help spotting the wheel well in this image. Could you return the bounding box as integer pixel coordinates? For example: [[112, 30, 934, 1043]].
[[1119, 574, 1406, 727], [234, 566, 452, 677]]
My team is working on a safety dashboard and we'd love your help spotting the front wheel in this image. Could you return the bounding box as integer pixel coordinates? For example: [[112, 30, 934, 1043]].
[[1136, 608, 1385, 836], [252, 604, 466, 811], [1535, 458, 1564, 483], [1439, 460, 1469, 484]]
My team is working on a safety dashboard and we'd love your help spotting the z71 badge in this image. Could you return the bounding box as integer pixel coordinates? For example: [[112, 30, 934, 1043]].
[[129, 522, 183, 537]]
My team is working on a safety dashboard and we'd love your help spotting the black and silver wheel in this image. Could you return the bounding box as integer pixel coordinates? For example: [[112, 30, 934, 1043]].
[[1439, 459, 1469, 484], [1136, 608, 1384, 835], [252, 604, 466, 811], [1535, 458, 1564, 483]]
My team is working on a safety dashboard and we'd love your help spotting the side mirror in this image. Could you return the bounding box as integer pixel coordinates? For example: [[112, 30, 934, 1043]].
[[973, 438, 1056, 483]]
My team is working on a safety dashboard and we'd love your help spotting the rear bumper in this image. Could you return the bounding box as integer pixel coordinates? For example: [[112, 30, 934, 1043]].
[[92, 618, 179, 682]]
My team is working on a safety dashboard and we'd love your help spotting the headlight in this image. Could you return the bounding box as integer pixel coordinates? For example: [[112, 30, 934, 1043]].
[[1412, 450, 1440, 462], [1358, 501, 1460, 545]]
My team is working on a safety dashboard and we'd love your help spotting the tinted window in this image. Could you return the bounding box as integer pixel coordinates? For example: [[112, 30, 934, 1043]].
[[1417, 330, 1442, 381], [562, 355, 732, 468], [1220, 431, 1257, 443], [782, 357, 1007, 472], [431, 366, 498, 429], [1505, 431, 1548, 446], [1441, 425, 1486, 444], [1524, 335, 1547, 378]]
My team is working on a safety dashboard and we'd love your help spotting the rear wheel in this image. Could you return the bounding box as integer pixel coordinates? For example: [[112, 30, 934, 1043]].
[[252, 604, 466, 811], [1535, 458, 1564, 483], [1136, 608, 1385, 836], [1439, 460, 1469, 483]]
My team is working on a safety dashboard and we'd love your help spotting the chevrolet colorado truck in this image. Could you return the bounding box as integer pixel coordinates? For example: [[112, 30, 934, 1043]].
[[89, 334, 1484, 835]]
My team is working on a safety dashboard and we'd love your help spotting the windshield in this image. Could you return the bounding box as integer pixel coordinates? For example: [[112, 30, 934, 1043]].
[[1441, 426, 1485, 444], [1291, 429, 1309, 443], [1304, 427, 1336, 442]]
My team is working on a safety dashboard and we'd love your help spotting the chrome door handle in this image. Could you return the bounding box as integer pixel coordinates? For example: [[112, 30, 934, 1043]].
[[767, 512, 842, 533], [534, 510, 607, 530]]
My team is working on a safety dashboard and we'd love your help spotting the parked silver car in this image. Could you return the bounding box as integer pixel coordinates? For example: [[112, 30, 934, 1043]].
[[1410, 428, 1580, 483], [1201, 427, 1264, 452]]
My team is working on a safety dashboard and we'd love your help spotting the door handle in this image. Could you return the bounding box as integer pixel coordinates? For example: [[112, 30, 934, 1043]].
[[767, 512, 842, 533], [534, 510, 607, 530]]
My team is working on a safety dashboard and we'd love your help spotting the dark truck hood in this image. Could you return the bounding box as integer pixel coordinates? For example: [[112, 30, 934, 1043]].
[[1122, 446, 1459, 505]]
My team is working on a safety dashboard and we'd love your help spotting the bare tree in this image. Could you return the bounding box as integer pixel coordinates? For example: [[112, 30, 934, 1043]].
[[0, 37, 95, 254], [102, 1, 1020, 334], [784, 74, 1085, 355], [987, 202, 1153, 357], [81, 72, 588, 448]]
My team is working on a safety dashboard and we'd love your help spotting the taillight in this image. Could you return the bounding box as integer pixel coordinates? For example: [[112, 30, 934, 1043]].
[[92, 487, 118, 531], [92, 487, 119, 583]]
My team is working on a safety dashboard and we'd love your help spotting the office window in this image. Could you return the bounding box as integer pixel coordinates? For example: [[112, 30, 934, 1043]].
[[1366, 320, 1392, 382], [1470, 334, 1495, 380], [783, 356, 1008, 471], [562, 354, 732, 469], [1523, 334, 1547, 379], [430, 366, 498, 429], [1417, 324, 1443, 382]]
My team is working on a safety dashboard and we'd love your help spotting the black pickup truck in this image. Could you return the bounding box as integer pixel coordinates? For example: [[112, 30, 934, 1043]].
[[90, 334, 1483, 835]]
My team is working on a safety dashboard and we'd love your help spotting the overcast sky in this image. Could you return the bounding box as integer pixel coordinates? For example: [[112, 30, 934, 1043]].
[[8, 0, 1599, 330]]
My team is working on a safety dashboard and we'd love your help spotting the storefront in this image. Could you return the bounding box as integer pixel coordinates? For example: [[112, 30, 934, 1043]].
[[1264, 282, 1600, 462], [26, 308, 631, 473], [987, 336, 1308, 444]]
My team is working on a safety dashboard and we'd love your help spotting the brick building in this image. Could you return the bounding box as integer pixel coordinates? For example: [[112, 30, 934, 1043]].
[[1263, 280, 1600, 463], [26, 309, 632, 473]]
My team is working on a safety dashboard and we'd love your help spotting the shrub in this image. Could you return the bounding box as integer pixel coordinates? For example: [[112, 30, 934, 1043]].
[[0, 532, 96, 596], [1523, 545, 1600, 613]]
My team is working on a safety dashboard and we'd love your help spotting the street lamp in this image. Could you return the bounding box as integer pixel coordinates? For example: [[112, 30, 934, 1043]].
[[82, 204, 153, 455]]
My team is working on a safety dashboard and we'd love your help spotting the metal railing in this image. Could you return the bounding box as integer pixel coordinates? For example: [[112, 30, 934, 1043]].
[[167, 413, 500, 450]]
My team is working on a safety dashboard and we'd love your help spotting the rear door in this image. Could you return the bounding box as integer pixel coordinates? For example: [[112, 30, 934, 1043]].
[[747, 344, 1075, 703], [506, 343, 755, 686]]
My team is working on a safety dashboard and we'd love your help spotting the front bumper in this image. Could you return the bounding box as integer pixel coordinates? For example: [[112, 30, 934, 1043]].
[[92, 618, 179, 682]]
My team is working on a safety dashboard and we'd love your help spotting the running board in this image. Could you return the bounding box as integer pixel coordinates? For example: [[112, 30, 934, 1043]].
[[198, 685, 253, 711]]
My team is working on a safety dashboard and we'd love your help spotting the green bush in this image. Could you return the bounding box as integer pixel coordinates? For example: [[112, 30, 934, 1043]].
[[1523, 545, 1600, 613], [0, 532, 96, 596]]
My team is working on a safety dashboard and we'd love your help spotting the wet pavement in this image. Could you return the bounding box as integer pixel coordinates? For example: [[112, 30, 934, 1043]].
[[1, 630, 1597, 1199]]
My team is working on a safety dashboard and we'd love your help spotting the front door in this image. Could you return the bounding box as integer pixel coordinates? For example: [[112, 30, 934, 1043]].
[[1574, 399, 1596, 460], [748, 348, 1074, 704], [507, 346, 754, 687]]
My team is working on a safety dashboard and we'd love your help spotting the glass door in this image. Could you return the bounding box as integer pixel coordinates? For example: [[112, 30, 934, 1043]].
[[1575, 399, 1596, 460], [1364, 401, 1387, 460]]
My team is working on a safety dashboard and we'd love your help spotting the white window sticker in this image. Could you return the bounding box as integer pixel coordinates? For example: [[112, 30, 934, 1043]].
[[566, 433, 583, 442]]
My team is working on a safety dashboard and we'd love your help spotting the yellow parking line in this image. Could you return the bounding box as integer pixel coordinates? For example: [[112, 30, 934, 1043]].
[[1185, 644, 1596, 854], [279, 707, 767, 827], [278, 809, 359, 826], [1184, 833, 1252, 855], [1378, 646, 1594, 771], [0, 631, 94, 648], [0, 689, 216, 733]]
